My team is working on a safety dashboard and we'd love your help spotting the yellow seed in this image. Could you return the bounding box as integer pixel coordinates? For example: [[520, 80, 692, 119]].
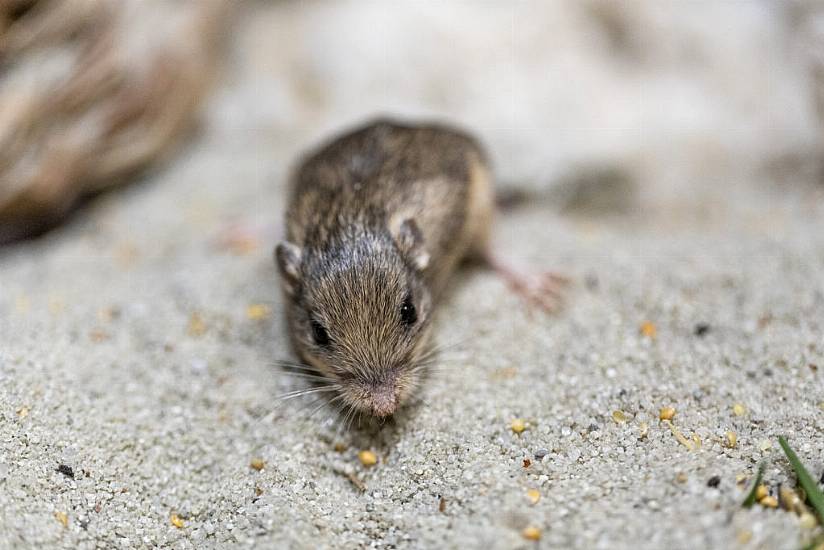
[[659, 407, 676, 421], [358, 450, 377, 467], [16, 406, 29, 419], [736, 473, 747, 485], [755, 485, 769, 501], [736, 530, 752, 544], [170, 514, 184, 528], [246, 304, 271, 321], [799, 513, 818, 529], [779, 486, 798, 511], [522, 526, 541, 541], [55, 511, 68, 527], [725, 431, 737, 448], [250, 458, 265, 471], [187, 313, 206, 337], [691, 433, 702, 449], [638, 422, 649, 439], [640, 321, 657, 338], [675, 472, 688, 484], [760, 496, 778, 508], [612, 410, 627, 424], [732, 403, 747, 417], [511, 418, 526, 433], [818, 402, 824, 412], [526, 489, 540, 505]]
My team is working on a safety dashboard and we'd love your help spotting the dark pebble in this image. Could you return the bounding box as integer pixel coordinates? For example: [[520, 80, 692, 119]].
[[56, 464, 74, 479], [707, 475, 721, 488], [694, 323, 711, 337], [534, 449, 549, 460]]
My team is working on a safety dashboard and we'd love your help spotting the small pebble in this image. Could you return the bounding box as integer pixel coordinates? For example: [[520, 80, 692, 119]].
[[707, 475, 721, 488], [511, 418, 526, 434], [534, 449, 548, 460], [659, 407, 676, 421], [758, 439, 772, 452], [170, 514, 185, 528], [358, 450, 377, 467], [188, 313, 207, 337], [694, 323, 710, 336], [56, 464, 75, 479], [522, 526, 541, 541]]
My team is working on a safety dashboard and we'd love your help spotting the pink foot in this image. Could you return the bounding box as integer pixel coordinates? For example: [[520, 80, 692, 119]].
[[486, 256, 570, 313]]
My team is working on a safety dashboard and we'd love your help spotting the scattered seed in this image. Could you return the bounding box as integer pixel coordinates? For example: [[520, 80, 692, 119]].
[[675, 472, 688, 484], [779, 486, 799, 511], [511, 418, 526, 434], [732, 403, 747, 417], [55, 511, 68, 527], [16, 406, 29, 419], [527, 489, 541, 505], [736, 530, 752, 544], [88, 329, 110, 343], [799, 513, 818, 529], [250, 458, 265, 471], [638, 422, 649, 439], [187, 313, 207, 337], [254, 486, 264, 497], [56, 464, 74, 479], [347, 472, 367, 491], [707, 476, 721, 488], [659, 407, 676, 421], [640, 321, 657, 339], [170, 514, 184, 528], [522, 526, 541, 541], [246, 304, 271, 321], [358, 450, 377, 467], [725, 431, 738, 448], [755, 485, 769, 501], [760, 496, 778, 508], [333, 442, 346, 453], [663, 420, 695, 450], [611, 410, 627, 424]]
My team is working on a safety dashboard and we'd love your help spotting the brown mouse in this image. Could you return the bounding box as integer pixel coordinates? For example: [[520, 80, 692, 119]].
[[275, 118, 564, 419]]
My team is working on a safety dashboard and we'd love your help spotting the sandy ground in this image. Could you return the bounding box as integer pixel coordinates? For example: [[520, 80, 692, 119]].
[[3, 2, 824, 549]]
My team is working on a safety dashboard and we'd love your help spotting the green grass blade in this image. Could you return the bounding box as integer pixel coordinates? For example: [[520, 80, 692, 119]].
[[778, 436, 824, 524], [742, 462, 766, 508]]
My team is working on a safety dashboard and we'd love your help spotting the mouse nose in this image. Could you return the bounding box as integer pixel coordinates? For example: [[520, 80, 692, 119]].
[[369, 384, 398, 417]]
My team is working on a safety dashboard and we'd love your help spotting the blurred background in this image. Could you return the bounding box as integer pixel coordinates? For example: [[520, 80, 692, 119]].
[[2, 0, 824, 242]]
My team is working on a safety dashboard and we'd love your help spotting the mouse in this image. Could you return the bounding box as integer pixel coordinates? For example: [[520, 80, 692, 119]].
[[274, 118, 566, 419]]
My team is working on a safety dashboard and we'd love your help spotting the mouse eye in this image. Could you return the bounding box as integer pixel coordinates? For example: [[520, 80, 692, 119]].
[[400, 294, 417, 326], [310, 320, 331, 346]]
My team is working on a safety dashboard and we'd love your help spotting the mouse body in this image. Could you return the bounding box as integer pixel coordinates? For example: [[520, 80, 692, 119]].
[[275, 118, 494, 418]]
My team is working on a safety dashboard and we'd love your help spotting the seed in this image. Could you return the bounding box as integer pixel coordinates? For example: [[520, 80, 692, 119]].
[[675, 472, 688, 484], [736, 530, 752, 544], [760, 496, 778, 508], [246, 304, 271, 321], [758, 439, 772, 452], [755, 484, 768, 501], [527, 489, 541, 505], [640, 321, 657, 338], [55, 511, 68, 527], [799, 513, 818, 529], [659, 407, 676, 421], [732, 403, 747, 417], [638, 422, 649, 439], [187, 313, 206, 337], [358, 450, 377, 467], [250, 458, 265, 471], [522, 526, 541, 541], [725, 431, 737, 448], [511, 418, 526, 434], [170, 514, 185, 528], [16, 406, 29, 418], [612, 410, 627, 424]]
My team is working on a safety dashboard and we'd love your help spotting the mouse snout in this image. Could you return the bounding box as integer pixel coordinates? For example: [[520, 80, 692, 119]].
[[368, 382, 398, 417]]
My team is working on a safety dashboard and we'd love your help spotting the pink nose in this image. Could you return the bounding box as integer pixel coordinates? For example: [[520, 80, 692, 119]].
[[369, 386, 397, 417]]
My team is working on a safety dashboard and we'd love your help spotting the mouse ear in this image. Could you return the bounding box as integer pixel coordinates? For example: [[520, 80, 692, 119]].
[[274, 241, 302, 294], [394, 218, 429, 271]]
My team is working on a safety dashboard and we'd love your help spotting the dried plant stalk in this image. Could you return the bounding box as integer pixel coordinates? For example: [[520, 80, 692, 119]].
[[0, 0, 231, 242]]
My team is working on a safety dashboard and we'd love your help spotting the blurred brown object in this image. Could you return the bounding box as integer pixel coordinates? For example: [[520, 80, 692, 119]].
[[0, 0, 231, 243]]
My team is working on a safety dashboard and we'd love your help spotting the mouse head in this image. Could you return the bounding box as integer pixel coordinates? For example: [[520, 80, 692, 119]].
[[275, 218, 433, 418]]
